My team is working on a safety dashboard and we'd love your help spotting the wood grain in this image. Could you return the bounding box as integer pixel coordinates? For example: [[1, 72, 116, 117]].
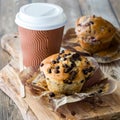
[[0, 0, 120, 120], [110, 0, 120, 25], [0, 91, 24, 120], [46, 0, 82, 31], [1, 33, 120, 120], [79, 0, 120, 27], [0, 0, 31, 36]]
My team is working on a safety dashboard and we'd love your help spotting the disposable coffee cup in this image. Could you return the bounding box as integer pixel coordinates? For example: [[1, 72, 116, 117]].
[[15, 3, 67, 67]]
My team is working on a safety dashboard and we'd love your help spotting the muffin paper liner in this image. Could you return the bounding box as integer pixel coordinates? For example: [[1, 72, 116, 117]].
[[19, 57, 117, 110], [48, 77, 117, 110], [62, 28, 120, 63]]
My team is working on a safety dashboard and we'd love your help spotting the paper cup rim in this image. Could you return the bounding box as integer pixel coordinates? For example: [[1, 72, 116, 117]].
[[15, 3, 67, 30]]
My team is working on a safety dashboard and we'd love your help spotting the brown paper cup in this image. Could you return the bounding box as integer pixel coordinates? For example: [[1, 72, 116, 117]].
[[18, 26, 64, 67]]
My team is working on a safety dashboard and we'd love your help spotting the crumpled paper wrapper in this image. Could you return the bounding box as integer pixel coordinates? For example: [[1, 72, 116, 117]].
[[36, 73, 117, 111], [51, 77, 117, 110], [62, 28, 120, 63], [19, 57, 117, 110]]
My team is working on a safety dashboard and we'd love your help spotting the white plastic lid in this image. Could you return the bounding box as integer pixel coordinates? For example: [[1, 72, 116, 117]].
[[15, 3, 67, 30]]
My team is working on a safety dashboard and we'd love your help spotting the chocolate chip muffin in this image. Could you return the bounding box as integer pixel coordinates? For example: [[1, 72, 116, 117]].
[[75, 15, 116, 53], [40, 50, 96, 95]]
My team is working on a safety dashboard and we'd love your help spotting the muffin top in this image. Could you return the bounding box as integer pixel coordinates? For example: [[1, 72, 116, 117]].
[[75, 15, 116, 43], [40, 50, 95, 84]]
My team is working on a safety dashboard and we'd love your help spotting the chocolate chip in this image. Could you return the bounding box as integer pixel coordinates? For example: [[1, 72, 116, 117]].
[[98, 89, 103, 93], [88, 67, 94, 72], [68, 53, 71, 55], [48, 69, 52, 73], [69, 76, 74, 81], [56, 56, 61, 63], [60, 113, 66, 118], [70, 71, 77, 76], [91, 36, 95, 39], [81, 80, 84, 83], [54, 69, 60, 74], [89, 21, 94, 24], [64, 63, 75, 73], [70, 57, 74, 62], [52, 60, 56, 64], [63, 64, 69, 68], [71, 62, 76, 68], [69, 71, 77, 80], [71, 53, 80, 60], [55, 66, 60, 69], [64, 68, 71, 73], [49, 92, 55, 97], [63, 54, 68, 57], [14, 36, 17, 38], [63, 79, 72, 84], [40, 63, 44, 67], [82, 69, 89, 75], [86, 61, 90, 65], [56, 56, 61, 61], [71, 111, 76, 116], [91, 36, 96, 42], [63, 58, 67, 61], [83, 67, 93, 74]]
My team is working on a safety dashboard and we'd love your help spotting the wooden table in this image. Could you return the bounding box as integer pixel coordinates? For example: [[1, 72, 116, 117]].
[[0, 0, 120, 120]]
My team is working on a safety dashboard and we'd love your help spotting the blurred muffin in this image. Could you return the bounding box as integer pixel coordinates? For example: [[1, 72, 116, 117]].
[[75, 15, 116, 53], [40, 50, 97, 95]]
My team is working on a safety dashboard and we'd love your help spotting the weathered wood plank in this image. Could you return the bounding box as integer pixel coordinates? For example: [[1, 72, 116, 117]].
[[46, 0, 82, 31], [0, 48, 10, 69], [0, 1, 31, 120], [109, 0, 120, 26], [79, 0, 120, 28], [1, 33, 120, 120], [0, 0, 120, 120], [0, 47, 24, 120], [0, 0, 30, 37], [0, 91, 24, 120]]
